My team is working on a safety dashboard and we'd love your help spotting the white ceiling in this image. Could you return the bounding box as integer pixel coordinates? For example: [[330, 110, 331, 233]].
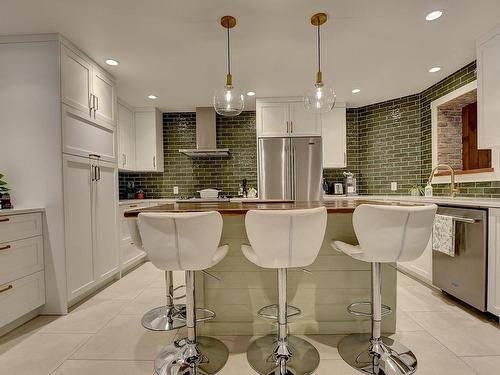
[[1, 0, 500, 110]]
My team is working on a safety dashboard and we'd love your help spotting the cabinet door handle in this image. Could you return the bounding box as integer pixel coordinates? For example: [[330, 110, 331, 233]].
[[0, 218, 9, 223], [95, 96, 99, 112], [97, 166, 101, 181], [0, 245, 11, 251], [0, 285, 13, 294], [153, 156, 156, 168], [89, 94, 93, 117], [90, 165, 95, 181], [344, 152, 346, 166], [291, 121, 294, 133]]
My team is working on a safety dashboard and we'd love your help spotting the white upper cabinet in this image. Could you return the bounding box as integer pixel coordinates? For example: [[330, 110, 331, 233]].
[[289, 101, 321, 136], [257, 101, 289, 137], [61, 46, 92, 117], [322, 104, 347, 168], [135, 108, 164, 172], [117, 101, 136, 170], [61, 44, 116, 126], [257, 98, 321, 137], [477, 25, 500, 149], [92, 67, 116, 126]]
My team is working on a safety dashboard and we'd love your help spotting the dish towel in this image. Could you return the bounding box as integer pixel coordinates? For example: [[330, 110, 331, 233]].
[[432, 214, 456, 257]]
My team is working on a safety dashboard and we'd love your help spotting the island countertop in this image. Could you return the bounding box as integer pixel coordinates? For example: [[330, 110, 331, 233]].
[[124, 198, 419, 217]]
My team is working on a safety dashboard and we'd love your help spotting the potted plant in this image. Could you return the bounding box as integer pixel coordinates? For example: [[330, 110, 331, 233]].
[[408, 184, 424, 196], [0, 173, 12, 209]]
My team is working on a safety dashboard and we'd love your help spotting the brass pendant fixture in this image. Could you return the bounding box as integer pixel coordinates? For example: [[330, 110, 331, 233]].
[[213, 15, 245, 117], [303, 12, 336, 113]]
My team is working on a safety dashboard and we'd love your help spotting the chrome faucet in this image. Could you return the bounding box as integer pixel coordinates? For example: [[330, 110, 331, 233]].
[[427, 164, 459, 198]]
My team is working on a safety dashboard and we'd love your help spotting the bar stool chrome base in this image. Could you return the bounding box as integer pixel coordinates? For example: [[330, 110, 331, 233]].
[[338, 334, 417, 375], [154, 336, 229, 375], [141, 305, 186, 331], [247, 334, 320, 375]]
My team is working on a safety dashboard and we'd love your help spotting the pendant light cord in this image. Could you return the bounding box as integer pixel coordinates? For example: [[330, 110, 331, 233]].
[[317, 20, 321, 74], [227, 25, 231, 76]]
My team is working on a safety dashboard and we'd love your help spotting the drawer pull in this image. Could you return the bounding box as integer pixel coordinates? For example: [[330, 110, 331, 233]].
[[0, 218, 9, 223], [0, 245, 11, 251], [0, 285, 13, 294]]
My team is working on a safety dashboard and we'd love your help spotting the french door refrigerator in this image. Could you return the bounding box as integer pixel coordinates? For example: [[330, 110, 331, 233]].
[[258, 137, 322, 201]]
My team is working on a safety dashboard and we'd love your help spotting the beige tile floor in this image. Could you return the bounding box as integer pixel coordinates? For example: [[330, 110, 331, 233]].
[[0, 262, 499, 375]]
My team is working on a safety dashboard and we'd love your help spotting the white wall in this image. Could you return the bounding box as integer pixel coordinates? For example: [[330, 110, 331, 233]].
[[0, 40, 67, 313]]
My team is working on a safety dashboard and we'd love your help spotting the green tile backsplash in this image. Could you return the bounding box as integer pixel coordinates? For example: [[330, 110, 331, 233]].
[[121, 61, 498, 199], [119, 111, 257, 198]]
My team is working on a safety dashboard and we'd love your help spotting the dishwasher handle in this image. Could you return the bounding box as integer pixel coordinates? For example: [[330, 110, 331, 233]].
[[450, 216, 479, 224]]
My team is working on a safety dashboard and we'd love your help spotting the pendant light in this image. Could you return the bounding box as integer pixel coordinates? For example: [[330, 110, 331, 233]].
[[213, 15, 245, 117], [304, 13, 336, 113]]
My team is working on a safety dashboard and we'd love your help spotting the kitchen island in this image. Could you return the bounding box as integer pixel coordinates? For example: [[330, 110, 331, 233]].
[[125, 199, 407, 335]]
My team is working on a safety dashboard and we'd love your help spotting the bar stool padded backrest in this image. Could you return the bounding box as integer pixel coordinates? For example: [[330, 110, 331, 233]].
[[353, 204, 437, 263], [243, 207, 327, 268], [138, 211, 226, 271]]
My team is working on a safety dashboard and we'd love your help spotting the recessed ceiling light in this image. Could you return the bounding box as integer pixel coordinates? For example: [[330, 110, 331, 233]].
[[246, 91, 256, 96], [105, 58, 119, 66], [429, 66, 441, 73], [352, 89, 361, 94], [147, 95, 158, 100], [426, 10, 443, 21]]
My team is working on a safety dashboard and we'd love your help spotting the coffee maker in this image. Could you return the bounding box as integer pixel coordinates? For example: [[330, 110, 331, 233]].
[[343, 172, 357, 196]]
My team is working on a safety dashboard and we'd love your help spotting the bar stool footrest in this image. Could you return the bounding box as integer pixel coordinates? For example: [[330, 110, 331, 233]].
[[174, 307, 216, 323], [257, 304, 302, 320], [347, 301, 392, 317], [169, 284, 186, 300]]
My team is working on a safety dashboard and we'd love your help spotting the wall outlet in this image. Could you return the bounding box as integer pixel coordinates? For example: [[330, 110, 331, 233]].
[[391, 182, 398, 191], [173, 186, 179, 195]]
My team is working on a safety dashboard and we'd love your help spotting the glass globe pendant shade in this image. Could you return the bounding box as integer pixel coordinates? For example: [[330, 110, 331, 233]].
[[304, 83, 336, 113], [213, 84, 245, 117]]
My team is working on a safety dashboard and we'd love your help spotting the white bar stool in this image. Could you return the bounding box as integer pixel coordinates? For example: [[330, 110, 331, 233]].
[[331, 204, 437, 375], [127, 218, 186, 331], [242, 207, 327, 375], [137, 211, 230, 375]]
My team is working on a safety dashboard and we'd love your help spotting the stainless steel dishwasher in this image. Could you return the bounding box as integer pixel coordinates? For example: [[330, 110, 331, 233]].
[[432, 205, 488, 311]]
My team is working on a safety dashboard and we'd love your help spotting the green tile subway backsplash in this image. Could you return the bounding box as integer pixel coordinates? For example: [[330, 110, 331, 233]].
[[121, 61, 499, 199], [119, 111, 257, 198]]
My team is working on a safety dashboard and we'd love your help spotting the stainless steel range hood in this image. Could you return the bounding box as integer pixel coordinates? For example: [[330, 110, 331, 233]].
[[179, 107, 229, 157]]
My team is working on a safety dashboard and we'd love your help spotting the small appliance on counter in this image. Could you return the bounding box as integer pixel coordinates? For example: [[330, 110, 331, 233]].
[[343, 172, 357, 196], [126, 181, 137, 199], [135, 189, 145, 199], [333, 183, 344, 195]]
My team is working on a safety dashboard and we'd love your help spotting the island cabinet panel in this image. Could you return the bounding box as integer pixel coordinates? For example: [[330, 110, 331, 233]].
[[63, 154, 119, 304], [477, 24, 500, 149], [193, 214, 397, 336], [488, 208, 500, 317]]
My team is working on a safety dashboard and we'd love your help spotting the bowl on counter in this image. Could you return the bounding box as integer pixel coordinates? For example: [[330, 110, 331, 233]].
[[197, 188, 220, 199]]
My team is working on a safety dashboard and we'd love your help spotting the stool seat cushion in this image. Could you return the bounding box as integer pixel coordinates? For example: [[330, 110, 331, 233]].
[[331, 204, 437, 263], [138, 211, 227, 271], [242, 207, 327, 269]]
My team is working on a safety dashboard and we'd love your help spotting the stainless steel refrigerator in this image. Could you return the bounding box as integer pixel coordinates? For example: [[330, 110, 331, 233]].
[[258, 137, 322, 201]]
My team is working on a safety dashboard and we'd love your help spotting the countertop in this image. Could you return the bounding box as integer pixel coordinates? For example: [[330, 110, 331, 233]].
[[323, 195, 500, 208], [119, 197, 260, 205], [124, 198, 421, 217], [0, 207, 45, 216]]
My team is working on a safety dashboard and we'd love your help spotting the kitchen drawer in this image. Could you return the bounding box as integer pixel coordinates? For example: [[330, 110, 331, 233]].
[[0, 213, 42, 243], [0, 236, 44, 285], [0, 271, 45, 328]]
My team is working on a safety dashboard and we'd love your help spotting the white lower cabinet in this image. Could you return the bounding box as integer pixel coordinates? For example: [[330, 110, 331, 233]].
[[119, 203, 148, 271], [397, 236, 433, 285], [63, 154, 119, 303], [488, 209, 500, 317], [0, 271, 45, 328], [0, 212, 45, 330]]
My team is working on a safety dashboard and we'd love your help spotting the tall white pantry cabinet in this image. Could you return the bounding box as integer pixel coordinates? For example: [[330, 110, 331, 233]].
[[0, 34, 119, 312]]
